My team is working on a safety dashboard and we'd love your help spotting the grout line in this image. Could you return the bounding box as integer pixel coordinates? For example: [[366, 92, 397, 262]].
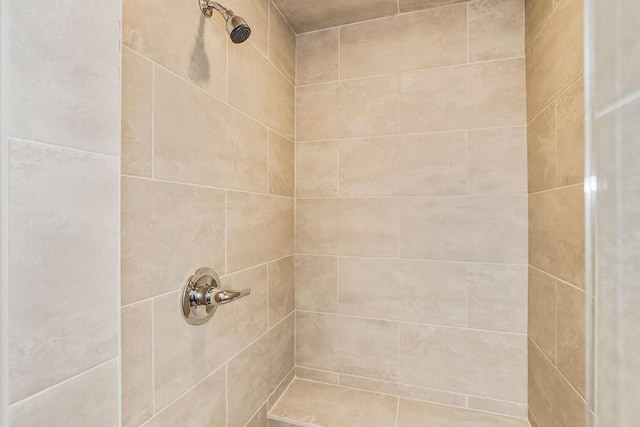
[[529, 338, 587, 402], [595, 88, 640, 117], [554, 100, 559, 187], [224, 190, 228, 275], [528, 182, 584, 196], [466, 2, 469, 64], [394, 396, 400, 427], [151, 299, 156, 415], [292, 253, 529, 267], [526, 73, 584, 125], [554, 279, 559, 363], [6, 136, 119, 159], [151, 65, 155, 178]]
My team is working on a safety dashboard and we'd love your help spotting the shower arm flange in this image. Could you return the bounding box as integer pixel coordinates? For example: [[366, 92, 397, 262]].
[[198, 0, 232, 19]]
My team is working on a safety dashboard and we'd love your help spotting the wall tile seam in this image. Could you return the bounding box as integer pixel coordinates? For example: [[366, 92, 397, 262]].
[[525, 73, 585, 125], [293, 253, 529, 267], [7, 358, 118, 410], [295, 55, 526, 89], [527, 405, 541, 427], [595, 88, 640, 118], [240, 367, 295, 427], [124, 46, 295, 142], [295, 193, 528, 200], [265, 367, 296, 412], [120, 174, 295, 200], [524, 0, 561, 57], [295, 309, 528, 336], [6, 136, 121, 160], [147, 311, 295, 419], [527, 264, 585, 295], [528, 337, 586, 402], [290, 1, 472, 37], [527, 181, 583, 196]]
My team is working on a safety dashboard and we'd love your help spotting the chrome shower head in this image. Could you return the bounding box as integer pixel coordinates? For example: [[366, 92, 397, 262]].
[[199, 0, 252, 44]]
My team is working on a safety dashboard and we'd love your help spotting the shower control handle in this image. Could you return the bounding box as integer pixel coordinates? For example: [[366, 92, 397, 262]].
[[181, 267, 251, 325]]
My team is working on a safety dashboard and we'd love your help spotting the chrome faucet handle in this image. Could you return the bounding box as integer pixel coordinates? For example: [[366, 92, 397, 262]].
[[180, 267, 251, 325]]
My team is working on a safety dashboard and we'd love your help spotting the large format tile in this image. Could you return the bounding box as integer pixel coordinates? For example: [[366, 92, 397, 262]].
[[296, 29, 339, 85], [468, 0, 525, 62], [295, 141, 339, 197], [7, 0, 120, 154], [123, 0, 227, 99], [524, 0, 553, 51], [226, 191, 294, 272], [400, 323, 527, 402], [268, 131, 294, 197], [339, 132, 466, 196], [399, 196, 527, 263], [272, 0, 397, 33], [228, 316, 294, 427], [526, 0, 583, 118], [8, 140, 119, 402], [556, 77, 585, 186], [467, 126, 527, 194], [153, 266, 268, 410], [467, 263, 528, 333], [269, 380, 398, 427], [122, 47, 152, 177], [529, 185, 585, 288], [122, 302, 153, 427], [528, 340, 585, 427], [9, 361, 119, 427], [153, 67, 268, 192], [397, 399, 528, 427], [467, 396, 528, 419], [268, 256, 295, 326], [295, 255, 338, 313], [340, 5, 467, 79], [400, 59, 526, 133], [296, 312, 398, 381], [556, 283, 586, 396], [145, 366, 226, 427], [269, 3, 296, 82], [229, 41, 295, 138], [528, 267, 558, 361], [339, 257, 467, 326], [399, 0, 469, 13], [296, 76, 400, 141], [527, 104, 557, 193], [296, 198, 398, 257], [121, 176, 225, 304]]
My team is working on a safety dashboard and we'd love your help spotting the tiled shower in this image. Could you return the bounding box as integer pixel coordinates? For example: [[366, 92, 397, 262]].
[[1, 0, 638, 426]]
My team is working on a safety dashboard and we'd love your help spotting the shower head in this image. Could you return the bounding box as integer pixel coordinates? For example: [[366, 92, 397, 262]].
[[199, 0, 252, 44]]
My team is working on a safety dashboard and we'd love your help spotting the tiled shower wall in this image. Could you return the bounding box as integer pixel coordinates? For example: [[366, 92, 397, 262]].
[[294, 0, 529, 419], [121, 0, 296, 426], [525, 0, 586, 425]]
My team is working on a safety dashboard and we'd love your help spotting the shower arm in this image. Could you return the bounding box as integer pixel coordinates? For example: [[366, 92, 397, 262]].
[[199, 0, 233, 20]]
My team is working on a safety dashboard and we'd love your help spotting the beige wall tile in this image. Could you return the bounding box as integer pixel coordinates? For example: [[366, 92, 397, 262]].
[[526, 0, 583, 118], [296, 29, 339, 85], [524, 0, 553, 51], [246, 403, 268, 427], [556, 283, 586, 396], [229, 42, 295, 138], [468, 126, 527, 194], [268, 256, 295, 326], [268, 370, 295, 409], [529, 185, 585, 288], [122, 47, 152, 177], [296, 141, 339, 197], [145, 366, 226, 427], [399, 196, 528, 263], [467, 396, 528, 419], [268, 132, 294, 197], [233, 0, 269, 55], [400, 323, 527, 401], [296, 312, 399, 381], [339, 257, 467, 326], [153, 266, 268, 410], [153, 67, 268, 192], [400, 59, 526, 133], [528, 339, 585, 427], [339, 375, 467, 407], [296, 367, 340, 384], [340, 6, 467, 79], [8, 141, 119, 402], [468, 0, 525, 62], [296, 198, 398, 257], [269, 3, 295, 82], [270, 380, 398, 427], [528, 267, 558, 361], [527, 104, 557, 193], [397, 399, 528, 427], [123, 0, 227, 100], [556, 77, 585, 186], [228, 315, 294, 427], [295, 255, 338, 313], [227, 191, 294, 272], [9, 361, 119, 427], [399, 0, 469, 13], [296, 76, 400, 141], [467, 263, 528, 333], [121, 176, 225, 304], [339, 132, 467, 196], [122, 302, 153, 427], [272, 0, 397, 33], [7, 0, 120, 155]]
